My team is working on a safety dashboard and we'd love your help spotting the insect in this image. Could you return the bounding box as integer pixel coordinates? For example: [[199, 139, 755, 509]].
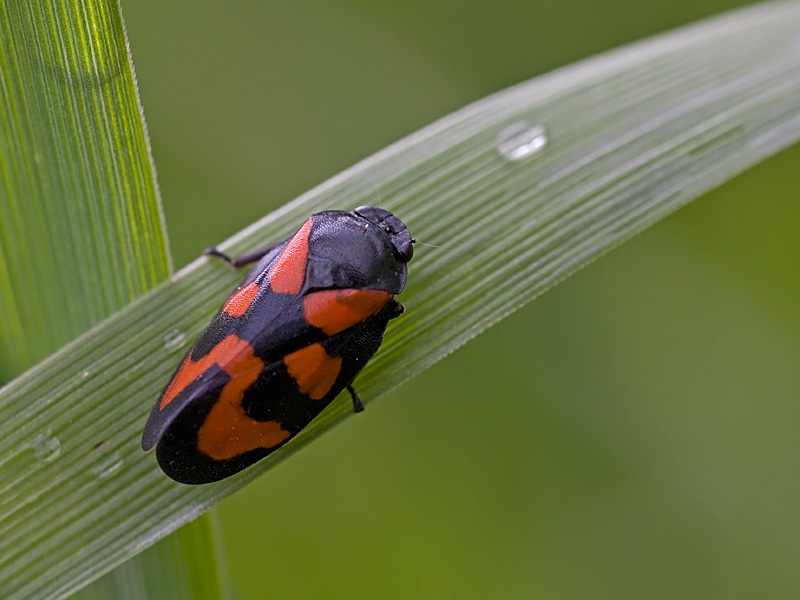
[[142, 206, 413, 484]]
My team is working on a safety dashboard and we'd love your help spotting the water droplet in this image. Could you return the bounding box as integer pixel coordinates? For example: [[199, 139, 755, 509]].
[[163, 329, 187, 351], [29, 431, 61, 463], [90, 450, 124, 479], [496, 121, 547, 161]]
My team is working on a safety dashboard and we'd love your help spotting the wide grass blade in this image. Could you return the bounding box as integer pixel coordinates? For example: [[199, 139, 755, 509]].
[[76, 512, 232, 600], [0, 2, 799, 598]]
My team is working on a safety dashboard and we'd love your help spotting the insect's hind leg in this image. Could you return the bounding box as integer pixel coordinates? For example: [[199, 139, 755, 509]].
[[347, 385, 365, 413], [204, 245, 281, 269]]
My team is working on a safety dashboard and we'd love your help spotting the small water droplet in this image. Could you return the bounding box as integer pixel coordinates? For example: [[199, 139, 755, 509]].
[[496, 121, 547, 161], [29, 431, 61, 463], [163, 329, 187, 351], [90, 450, 124, 479]]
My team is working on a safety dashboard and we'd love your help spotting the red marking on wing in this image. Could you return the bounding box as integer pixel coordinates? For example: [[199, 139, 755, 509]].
[[198, 415, 291, 461], [160, 335, 256, 411], [158, 334, 291, 459], [196, 339, 291, 460], [303, 289, 391, 335], [163, 333, 291, 460], [284, 343, 342, 400], [269, 218, 312, 294], [222, 281, 260, 317]]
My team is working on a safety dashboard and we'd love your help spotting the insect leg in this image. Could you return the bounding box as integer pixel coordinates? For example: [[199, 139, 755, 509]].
[[204, 244, 281, 269], [347, 384, 365, 413], [388, 300, 405, 319]]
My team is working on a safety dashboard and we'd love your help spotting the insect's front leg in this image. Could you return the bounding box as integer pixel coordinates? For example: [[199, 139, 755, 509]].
[[388, 299, 405, 319]]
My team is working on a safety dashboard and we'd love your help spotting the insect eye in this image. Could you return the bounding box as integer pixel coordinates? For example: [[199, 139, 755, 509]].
[[397, 238, 414, 261]]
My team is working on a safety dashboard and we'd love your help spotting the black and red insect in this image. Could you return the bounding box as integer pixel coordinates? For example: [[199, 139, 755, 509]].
[[142, 206, 413, 484]]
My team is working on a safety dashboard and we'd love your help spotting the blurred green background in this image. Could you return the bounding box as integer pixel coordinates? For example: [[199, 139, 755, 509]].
[[120, 0, 800, 598]]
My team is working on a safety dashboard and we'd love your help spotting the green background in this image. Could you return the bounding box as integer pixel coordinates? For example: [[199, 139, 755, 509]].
[[120, 1, 800, 598]]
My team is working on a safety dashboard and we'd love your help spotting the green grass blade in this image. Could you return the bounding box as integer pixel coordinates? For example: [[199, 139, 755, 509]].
[[76, 512, 232, 600], [0, 1, 227, 598], [0, 0, 171, 379], [1, 1, 799, 598]]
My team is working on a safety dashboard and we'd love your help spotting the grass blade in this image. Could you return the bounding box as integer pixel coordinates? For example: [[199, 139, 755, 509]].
[[76, 512, 232, 600], [0, 0, 170, 378]]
